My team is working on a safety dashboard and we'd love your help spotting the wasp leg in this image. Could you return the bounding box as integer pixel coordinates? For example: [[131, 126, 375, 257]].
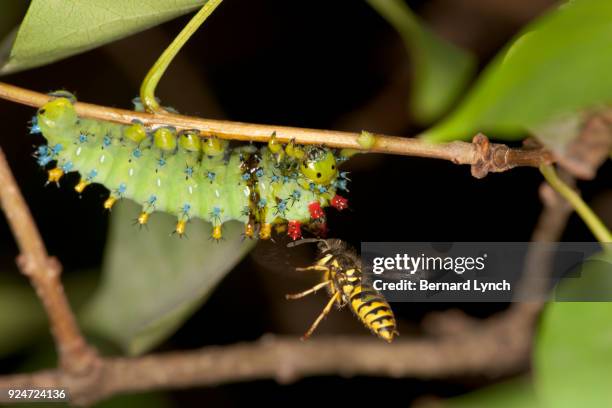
[[295, 265, 329, 272], [301, 291, 341, 341], [286, 280, 331, 300]]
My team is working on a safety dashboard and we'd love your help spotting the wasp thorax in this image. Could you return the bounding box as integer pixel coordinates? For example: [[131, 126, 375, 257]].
[[300, 147, 338, 185]]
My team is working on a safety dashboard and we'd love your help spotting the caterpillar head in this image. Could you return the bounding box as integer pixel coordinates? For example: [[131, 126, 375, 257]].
[[37, 97, 78, 132], [299, 146, 338, 185]]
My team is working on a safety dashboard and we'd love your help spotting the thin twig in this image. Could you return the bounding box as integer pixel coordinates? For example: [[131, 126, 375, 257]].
[[0, 81, 553, 177], [0, 149, 99, 375]]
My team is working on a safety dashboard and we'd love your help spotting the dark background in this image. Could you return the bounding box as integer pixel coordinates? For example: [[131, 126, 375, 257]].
[[0, 0, 609, 406]]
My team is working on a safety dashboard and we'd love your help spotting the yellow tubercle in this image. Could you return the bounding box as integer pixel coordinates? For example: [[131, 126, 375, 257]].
[[268, 132, 283, 153], [47, 167, 64, 183], [74, 179, 89, 193], [259, 223, 272, 240], [103, 196, 117, 210], [179, 131, 202, 152], [274, 224, 287, 234], [244, 223, 254, 238], [153, 128, 177, 152], [203, 137, 227, 156], [212, 225, 222, 240], [138, 212, 150, 225], [175, 219, 187, 236], [124, 123, 147, 144], [285, 140, 305, 160], [340, 148, 359, 158]]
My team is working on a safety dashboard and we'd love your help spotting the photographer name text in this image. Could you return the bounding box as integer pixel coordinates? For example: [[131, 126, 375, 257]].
[[373, 279, 511, 293]]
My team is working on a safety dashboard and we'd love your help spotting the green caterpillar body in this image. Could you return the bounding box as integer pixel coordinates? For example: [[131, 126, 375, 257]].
[[32, 95, 350, 240]]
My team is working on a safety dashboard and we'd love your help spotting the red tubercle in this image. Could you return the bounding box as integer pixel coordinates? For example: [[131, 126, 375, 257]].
[[308, 201, 324, 219], [287, 220, 302, 240], [331, 194, 348, 210]]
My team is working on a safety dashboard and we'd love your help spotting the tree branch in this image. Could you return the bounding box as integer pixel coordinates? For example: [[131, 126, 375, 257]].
[[0, 81, 552, 178], [0, 149, 99, 376], [0, 321, 532, 407]]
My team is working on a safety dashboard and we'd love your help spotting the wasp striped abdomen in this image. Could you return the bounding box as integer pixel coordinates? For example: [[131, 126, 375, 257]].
[[348, 284, 397, 342], [287, 239, 398, 342]]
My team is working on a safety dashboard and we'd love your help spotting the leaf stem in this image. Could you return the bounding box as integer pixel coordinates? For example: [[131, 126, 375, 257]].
[[540, 164, 612, 243], [140, 0, 223, 113]]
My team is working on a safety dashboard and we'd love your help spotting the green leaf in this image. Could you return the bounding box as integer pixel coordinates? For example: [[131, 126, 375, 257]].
[[444, 378, 541, 408], [0, 277, 47, 357], [534, 250, 612, 408], [0, 270, 98, 358], [423, 0, 612, 142], [81, 200, 255, 355], [0, 1, 29, 40], [366, 0, 475, 125], [0, 0, 208, 74]]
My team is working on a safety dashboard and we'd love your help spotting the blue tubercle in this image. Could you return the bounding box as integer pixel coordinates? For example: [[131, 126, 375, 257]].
[[132, 148, 142, 158], [334, 179, 349, 191], [181, 203, 191, 216], [210, 206, 222, 224], [29, 116, 41, 134], [62, 161, 74, 172], [275, 199, 288, 216], [37, 145, 50, 156], [37, 155, 52, 167]]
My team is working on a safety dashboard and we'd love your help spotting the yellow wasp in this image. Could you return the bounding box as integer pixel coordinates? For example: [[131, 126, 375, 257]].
[[286, 239, 398, 342]]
